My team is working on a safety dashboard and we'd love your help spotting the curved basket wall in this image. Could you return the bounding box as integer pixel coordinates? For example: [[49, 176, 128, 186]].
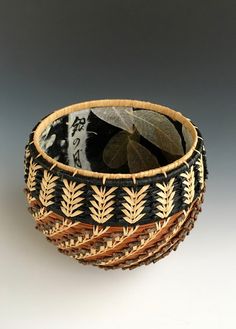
[[24, 99, 208, 270]]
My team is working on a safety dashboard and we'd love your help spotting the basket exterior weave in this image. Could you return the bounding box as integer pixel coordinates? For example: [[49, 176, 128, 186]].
[[24, 100, 208, 269]]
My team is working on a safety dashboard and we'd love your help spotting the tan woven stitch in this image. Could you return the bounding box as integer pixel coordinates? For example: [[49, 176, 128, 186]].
[[27, 191, 183, 260], [25, 145, 31, 160], [35, 210, 62, 228], [33, 213, 91, 240], [125, 219, 195, 270], [180, 165, 195, 205], [32, 207, 52, 222], [156, 177, 175, 218], [49, 218, 173, 259], [39, 170, 58, 207], [33, 170, 58, 222], [120, 201, 197, 269], [75, 200, 200, 269], [24, 187, 36, 204], [196, 154, 205, 189], [125, 196, 203, 270], [57, 227, 110, 250], [25, 188, 204, 269], [71, 226, 139, 260], [60, 179, 85, 217], [43, 219, 82, 237], [24, 146, 31, 175], [99, 197, 201, 269], [121, 185, 149, 224], [44, 221, 156, 244], [26, 158, 41, 192], [33, 99, 198, 179], [89, 186, 117, 224], [92, 213, 180, 267]]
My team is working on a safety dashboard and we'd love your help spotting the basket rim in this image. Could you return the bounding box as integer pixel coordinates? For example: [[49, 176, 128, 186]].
[[33, 98, 199, 180]]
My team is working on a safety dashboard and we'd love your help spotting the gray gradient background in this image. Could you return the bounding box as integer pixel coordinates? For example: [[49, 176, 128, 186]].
[[0, 1, 235, 328]]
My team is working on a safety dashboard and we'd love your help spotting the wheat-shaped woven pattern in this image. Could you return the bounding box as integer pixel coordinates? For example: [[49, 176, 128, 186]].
[[180, 165, 195, 205], [24, 187, 36, 204], [121, 185, 149, 224], [60, 179, 85, 217], [26, 158, 41, 192], [89, 186, 117, 224], [156, 177, 175, 219], [24, 140, 207, 226], [39, 170, 58, 207], [24, 145, 31, 176], [28, 170, 59, 222], [196, 154, 205, 189]]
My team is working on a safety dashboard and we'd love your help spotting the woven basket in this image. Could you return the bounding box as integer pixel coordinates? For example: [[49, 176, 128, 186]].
[[24, 99, 208, 270]]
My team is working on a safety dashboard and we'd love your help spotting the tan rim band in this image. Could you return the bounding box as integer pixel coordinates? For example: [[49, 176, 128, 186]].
[[33, 99, 198, 180]]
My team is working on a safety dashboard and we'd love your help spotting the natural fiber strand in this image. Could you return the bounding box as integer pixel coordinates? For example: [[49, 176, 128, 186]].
[[121, 185, 149, 224], [60, 179, 85, 217], [156, 177, 175, 218], [180, 165, 195, 205], [89, 186, 117, 224]]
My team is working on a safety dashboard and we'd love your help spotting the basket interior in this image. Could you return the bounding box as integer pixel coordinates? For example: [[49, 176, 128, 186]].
[[39, 106, 193, 174]]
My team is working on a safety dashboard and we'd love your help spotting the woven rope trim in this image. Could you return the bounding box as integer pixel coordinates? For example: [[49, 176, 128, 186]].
[[25, 120, 207, 187], [32, 99, 199, 180]]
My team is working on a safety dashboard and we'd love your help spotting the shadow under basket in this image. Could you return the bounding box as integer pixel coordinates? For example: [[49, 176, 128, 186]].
[[24, 99, 208, 270]]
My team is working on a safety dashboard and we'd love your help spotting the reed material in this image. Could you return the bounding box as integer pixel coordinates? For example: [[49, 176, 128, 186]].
[[24, 99, 208, 269]]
